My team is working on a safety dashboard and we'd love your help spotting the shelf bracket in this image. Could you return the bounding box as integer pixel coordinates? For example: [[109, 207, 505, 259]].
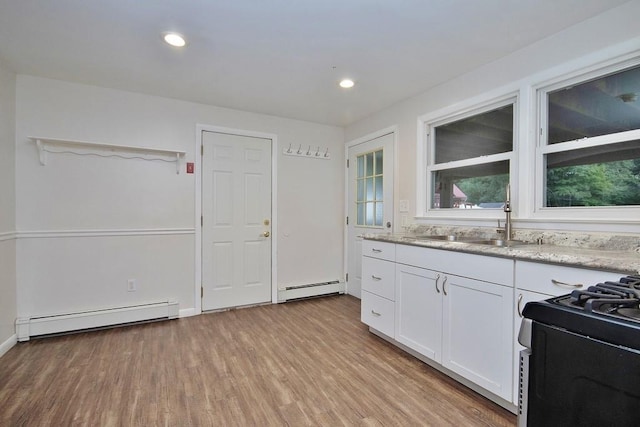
[[36, 139, 47, 165]]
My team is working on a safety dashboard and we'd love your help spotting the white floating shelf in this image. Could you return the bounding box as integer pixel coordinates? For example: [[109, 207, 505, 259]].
[[28, 137, 186, 173]]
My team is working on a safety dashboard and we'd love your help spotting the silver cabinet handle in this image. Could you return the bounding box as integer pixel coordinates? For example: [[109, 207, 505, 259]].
[[442, 276, 448, 296], [551, 279, 583, 289], [435, 273, 441, 293], [371, 310, 381, 317], [371, 275, 382, 281], [371, 248, 382, 253], [517, 293, 524, 318]]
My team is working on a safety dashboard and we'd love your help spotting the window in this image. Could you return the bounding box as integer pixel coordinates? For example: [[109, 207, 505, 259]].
[[426, 99, 515, 210], [356, 149, 384, 226], [540, 63, 640, 208]]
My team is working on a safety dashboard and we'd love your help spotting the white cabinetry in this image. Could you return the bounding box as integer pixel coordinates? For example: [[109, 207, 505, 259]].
[[361, 240, 396, 338], [395, 264, 442, 360], [511, 260, 624, 404], [442, 273, 513, 400], [363, 238, 630, 410], [394, 244, 514, 402]]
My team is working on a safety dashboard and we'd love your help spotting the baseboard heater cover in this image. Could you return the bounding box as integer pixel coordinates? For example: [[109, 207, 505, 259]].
[[278, 280, 345, 302], [16, 301, 179, 342]]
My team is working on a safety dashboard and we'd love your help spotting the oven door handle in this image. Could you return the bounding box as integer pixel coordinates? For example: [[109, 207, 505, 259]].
[[551, 279, 583, 289]]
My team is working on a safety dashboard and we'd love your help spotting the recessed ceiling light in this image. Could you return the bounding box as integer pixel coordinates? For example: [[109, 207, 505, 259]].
[[339, 79, 355, 89], [163, 32, 186, 47]]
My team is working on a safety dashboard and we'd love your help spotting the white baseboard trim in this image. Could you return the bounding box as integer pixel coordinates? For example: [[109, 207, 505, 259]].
[[16, 301, 179, 341], [0, 334, 17, 358], [278, 281, 345, 302], [179, 308, 198, 318]]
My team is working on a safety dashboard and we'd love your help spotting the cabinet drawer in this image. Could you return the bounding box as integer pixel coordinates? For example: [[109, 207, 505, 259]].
[[362, 240, 395, 261], [396, 244, 513, 286], [361, 291, 395, 338], [515, 261, 624, 296], [362, 257, 395, 300]]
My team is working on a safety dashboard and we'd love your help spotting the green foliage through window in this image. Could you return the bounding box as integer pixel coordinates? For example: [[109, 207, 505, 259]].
[[546, 160, 640, 207]]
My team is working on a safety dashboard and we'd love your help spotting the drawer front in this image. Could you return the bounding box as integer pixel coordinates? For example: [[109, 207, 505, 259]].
[[361, 291, 395, 338], [515, 260, 624, 296], [362, 240, 396, 262], [362, 256, 395, 300], [396, 244, 513, 286]]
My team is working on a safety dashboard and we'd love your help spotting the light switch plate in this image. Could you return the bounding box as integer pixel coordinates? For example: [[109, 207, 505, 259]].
[[399, 199, 409, 213]]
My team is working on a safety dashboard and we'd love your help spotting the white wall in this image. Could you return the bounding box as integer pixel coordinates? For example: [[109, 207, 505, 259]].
[[345, 1, 640, 233], [15, 76, 344, 319], [0, 59, 17, 351]]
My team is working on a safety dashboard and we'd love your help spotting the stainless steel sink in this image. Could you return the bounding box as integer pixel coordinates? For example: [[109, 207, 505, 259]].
[[404, 235, 539, 247], [416, 234, 462, 241], [468, 239, 534, 247]]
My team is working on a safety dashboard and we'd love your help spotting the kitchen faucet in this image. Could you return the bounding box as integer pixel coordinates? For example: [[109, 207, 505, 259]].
[[503, 183, 513, 240]]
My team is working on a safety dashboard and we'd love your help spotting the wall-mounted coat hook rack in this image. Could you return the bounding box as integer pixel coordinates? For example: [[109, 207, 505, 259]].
[[283, 144, 331, 160]]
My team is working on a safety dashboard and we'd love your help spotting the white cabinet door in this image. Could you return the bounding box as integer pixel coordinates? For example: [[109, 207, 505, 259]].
[[442, 274, 514, 402], [395, 264, 442, 362]]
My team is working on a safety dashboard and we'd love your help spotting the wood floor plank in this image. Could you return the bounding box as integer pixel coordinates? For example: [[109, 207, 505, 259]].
[[0, 295, 516, 426]]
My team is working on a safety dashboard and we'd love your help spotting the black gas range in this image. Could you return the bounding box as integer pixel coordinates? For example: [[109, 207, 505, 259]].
[[518, 275, 640, 427]]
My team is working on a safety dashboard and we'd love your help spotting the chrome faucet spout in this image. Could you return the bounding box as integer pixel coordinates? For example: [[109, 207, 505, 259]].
[[504, 189, 513, 240]]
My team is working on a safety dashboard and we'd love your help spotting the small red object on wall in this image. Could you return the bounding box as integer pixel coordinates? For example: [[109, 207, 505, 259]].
[[186, 162, 194, 174]]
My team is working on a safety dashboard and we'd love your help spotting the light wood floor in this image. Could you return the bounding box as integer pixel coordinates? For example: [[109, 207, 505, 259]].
[[0, 295, 516, 426]]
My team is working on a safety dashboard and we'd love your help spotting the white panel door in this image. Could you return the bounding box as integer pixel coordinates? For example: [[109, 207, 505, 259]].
[[347, 132, 394, 298], [202, 131, 272, 310]]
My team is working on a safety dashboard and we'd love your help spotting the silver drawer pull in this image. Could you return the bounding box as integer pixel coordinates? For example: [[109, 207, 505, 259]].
[[371, 310, 381, 317], [551, 279, 583, 289], [371, 248, 382, 253], [371, 275, 382, 281], [435, 273, 441, 293], [517, 293, 524, 318], [442, 276, 448, 296]]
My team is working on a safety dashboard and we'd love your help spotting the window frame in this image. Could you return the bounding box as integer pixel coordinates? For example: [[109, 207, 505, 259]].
[[355, 148, 385, 227], [534, 57, 640, 220], [420, 93, 518, 218]]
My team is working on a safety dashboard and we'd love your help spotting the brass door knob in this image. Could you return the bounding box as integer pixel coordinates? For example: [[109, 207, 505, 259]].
[[262, 231, 270, 238]]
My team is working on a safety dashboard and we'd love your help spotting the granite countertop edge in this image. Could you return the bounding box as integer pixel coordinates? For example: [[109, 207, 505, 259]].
[[363, 233, 640, 275]]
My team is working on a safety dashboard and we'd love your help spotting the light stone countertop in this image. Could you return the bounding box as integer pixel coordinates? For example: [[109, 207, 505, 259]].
[[363, 226, 640, 275]]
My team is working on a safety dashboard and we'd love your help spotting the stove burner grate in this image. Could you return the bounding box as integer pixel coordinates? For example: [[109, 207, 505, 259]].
[[554, 275, 640, 322]]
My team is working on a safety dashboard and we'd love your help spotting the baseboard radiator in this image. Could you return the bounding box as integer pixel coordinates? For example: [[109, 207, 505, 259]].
[[278, 280, 345, 302], [16, 301, 179, 342]]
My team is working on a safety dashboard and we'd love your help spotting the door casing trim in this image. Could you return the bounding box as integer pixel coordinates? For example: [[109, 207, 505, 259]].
[[343, 126, 398, 296], [195, 124, 278, 314]]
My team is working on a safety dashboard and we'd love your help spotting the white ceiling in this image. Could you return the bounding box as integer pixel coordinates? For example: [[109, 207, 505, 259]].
[[0, 0, 630, 126]]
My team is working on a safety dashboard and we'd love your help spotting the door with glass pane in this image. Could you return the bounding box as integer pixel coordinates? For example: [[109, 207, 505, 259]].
[[347, 132, 394, 298]]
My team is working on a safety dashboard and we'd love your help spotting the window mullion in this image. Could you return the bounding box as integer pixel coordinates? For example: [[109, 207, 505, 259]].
[[541, 129, 640, 155], [428, 152, 513, 172]]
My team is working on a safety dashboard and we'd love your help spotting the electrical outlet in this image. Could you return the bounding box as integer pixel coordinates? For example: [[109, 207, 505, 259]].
[[127, 279, 137, 292]]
